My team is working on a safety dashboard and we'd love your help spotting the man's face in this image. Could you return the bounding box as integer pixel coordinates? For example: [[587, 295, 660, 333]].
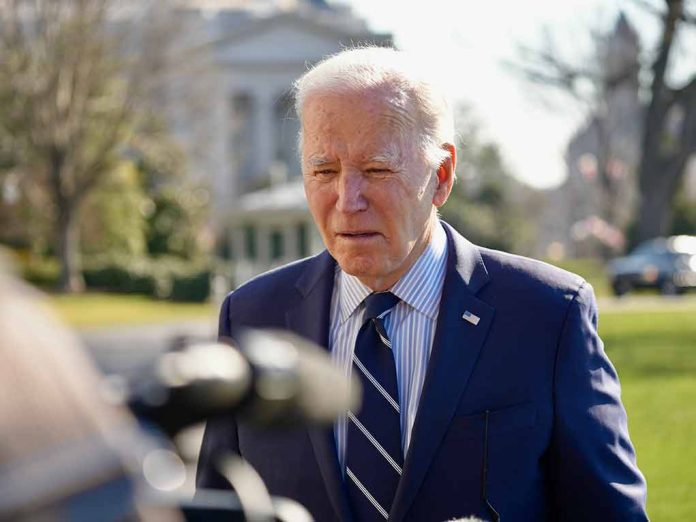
[[301, 89, 452, 291]]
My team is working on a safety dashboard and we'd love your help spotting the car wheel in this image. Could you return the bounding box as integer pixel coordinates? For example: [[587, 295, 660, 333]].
[[611, 279, 631, 297], [659, 279, 679, 296]]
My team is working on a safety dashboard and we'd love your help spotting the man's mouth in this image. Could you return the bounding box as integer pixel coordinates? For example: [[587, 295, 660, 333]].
[[338, 231, 380, 238]]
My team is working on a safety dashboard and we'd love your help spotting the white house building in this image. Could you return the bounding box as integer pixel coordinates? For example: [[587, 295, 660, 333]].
[[166, 0, 390, 285]]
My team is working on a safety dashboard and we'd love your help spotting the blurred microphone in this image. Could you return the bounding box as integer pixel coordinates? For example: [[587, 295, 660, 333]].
[[117, 329, 360, 435]]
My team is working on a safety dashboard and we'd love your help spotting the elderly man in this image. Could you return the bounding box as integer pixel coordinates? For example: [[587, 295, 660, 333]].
[[197, 48, 647, 521]]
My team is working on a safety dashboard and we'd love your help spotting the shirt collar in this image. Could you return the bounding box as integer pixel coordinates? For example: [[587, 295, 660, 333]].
[[337, 222, 448, 323]]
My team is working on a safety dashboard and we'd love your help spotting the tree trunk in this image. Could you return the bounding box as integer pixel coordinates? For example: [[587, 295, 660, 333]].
[[635, 159, 682, 242], [633, 0, 689, 245], [56, 204, 85, 293], [49, 147, 85, 293]]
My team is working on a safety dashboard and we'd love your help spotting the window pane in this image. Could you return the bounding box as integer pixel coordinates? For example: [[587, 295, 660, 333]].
[[297, 223, 308, 258], [270, 230, 284, 260], [244, 226, 257, 260]]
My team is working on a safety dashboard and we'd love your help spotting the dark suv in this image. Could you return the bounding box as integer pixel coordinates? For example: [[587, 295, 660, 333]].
[[607, 235, 696, 296]]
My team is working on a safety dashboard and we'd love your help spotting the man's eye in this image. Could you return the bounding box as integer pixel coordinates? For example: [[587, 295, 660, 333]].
[[366, 168, 391, 175], [314, 169, 337, 177]]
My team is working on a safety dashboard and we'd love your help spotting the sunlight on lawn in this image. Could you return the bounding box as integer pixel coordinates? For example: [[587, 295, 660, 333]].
[[601, 306, 696, 521], [47, 292, 216, 328]]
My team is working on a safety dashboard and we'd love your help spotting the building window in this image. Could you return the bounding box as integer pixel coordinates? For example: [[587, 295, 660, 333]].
[[270, 229, 284, 260], [297, 222, 309, 258], [244, 226, 257, 260], [217, 230, 233, 260]]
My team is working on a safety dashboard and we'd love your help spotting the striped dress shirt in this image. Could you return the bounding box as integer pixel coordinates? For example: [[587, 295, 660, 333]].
[[330, 222, 448, 471]]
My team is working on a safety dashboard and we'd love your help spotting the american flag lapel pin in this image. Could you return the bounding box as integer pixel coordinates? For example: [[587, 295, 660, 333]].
[[462, 310, 480, 326]]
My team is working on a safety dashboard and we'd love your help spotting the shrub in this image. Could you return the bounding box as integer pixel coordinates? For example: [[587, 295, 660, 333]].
[[17, 252, 213, 302], [83, 255, 156, 295], [170, 269, 211, 302], [20, 256, 59, 288], [82, 254, 211, 302]]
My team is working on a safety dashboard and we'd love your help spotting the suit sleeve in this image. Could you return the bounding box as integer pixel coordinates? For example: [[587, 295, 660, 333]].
[[548, 282, 648, 520], [195, 294, 240, 490]]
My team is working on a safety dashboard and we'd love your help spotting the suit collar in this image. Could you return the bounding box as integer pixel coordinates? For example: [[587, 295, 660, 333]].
[[390, 222, 495, 521], [441, 220, 490, 295], [293, 250, 336, 300], [287, 251, 353, 522]]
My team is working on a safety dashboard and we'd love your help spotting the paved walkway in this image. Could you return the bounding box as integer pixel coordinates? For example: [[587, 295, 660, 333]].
[[79, 318, 217, 374]]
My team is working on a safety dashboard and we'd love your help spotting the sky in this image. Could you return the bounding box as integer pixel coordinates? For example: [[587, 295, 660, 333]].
[[330, 0, 694, 189]]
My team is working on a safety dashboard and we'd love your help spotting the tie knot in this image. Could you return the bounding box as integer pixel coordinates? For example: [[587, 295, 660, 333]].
[[363, 292, 400, 321]]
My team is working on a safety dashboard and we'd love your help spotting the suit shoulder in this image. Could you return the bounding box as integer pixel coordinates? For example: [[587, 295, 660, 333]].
[[224, 256, 316, 306], [478, 247, 589, 303]]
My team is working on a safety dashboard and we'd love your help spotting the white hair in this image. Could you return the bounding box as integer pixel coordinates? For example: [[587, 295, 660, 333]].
[[294, 47, 455, 171]]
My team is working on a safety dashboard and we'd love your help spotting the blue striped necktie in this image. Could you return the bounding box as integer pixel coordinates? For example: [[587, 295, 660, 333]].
[[346, 291, 402, 521]]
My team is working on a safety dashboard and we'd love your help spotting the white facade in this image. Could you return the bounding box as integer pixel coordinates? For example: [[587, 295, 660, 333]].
[[167, 0, 391, 284], [227, 179, 323, 284]]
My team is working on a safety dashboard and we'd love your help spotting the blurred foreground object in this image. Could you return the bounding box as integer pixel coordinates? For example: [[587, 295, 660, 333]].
[[0, 255, 322, 520], [126, 330, 347, 522], [607, 235, 696, 296], [0, 253, 148, 520], [125, 329, 360, 436]]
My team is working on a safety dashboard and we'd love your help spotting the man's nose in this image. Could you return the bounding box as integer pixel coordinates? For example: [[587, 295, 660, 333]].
[[336, 171, 367, 213]]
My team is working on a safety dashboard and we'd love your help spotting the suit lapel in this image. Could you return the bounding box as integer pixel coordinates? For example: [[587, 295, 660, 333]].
[[390, 223, 495, 521], [285, 252, 353, 522]]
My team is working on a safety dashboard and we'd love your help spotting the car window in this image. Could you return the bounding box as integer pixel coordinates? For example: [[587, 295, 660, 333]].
[[632, 240, 667, 256]]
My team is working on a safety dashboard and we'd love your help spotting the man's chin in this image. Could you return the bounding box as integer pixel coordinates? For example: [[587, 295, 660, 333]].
[[337, 259, 377, 278], [335, 256, 402, 291], [335, 256, 382, 279]]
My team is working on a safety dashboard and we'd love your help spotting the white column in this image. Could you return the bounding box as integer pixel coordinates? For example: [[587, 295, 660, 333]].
[[231, 225, 246, 287], [223, 89, 241, 205], [254, 91, 276, 182], [213, 83, 234, 214], [257, 224, 270, 270], [231, 226, 245, 261], [283, 222, 298, 261]]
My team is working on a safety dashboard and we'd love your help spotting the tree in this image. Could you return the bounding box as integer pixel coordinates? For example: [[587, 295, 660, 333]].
[[80, 161, 149, 258], [515, 1, 696, 246], [0, 0, 137, 291], [0, 0, 198, 291], [441, 107, 541, 256], [513, 15, 642, 241], [634, 0, 696, 243]]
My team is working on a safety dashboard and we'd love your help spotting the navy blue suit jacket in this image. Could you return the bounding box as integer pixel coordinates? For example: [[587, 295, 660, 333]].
[[197, 222, 647, 521]]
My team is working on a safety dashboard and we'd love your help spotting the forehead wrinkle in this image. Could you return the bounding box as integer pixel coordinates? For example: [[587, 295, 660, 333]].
[[365, 145, 404, 166], [306, 154, 334, 167], [301, 91, 422, 168]]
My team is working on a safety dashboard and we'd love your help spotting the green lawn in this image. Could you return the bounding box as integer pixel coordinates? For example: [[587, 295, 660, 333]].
[[47, 292, 216, 328], [550, 257, 612, 297], [552, 254, 696, 519], [599, 301, 696, 520]]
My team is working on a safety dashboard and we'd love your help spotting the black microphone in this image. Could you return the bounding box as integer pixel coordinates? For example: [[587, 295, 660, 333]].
[[117, 328, 359, 435]]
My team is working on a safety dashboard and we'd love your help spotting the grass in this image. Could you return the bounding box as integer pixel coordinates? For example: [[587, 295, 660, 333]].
[[599, 302, 696, 520], [47, 292, 216, 328], [549, 257, 612, 297]]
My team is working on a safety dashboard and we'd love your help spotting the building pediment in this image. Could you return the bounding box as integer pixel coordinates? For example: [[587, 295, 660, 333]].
[[212, 12, 391, 65]]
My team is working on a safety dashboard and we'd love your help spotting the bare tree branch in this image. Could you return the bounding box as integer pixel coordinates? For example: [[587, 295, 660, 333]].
[[630, 0, 696, 25]]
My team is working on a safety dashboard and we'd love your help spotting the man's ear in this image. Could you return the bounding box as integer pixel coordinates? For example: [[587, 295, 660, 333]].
[[433, 143, 456, 207]]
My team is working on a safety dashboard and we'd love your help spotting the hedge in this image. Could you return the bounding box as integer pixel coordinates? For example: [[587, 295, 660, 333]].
[[21, 254, 212, 302]]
